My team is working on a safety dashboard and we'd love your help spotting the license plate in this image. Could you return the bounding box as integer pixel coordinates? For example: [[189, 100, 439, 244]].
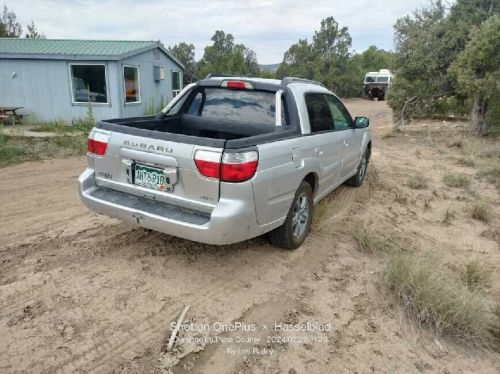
[[134, 164, 169, 191]]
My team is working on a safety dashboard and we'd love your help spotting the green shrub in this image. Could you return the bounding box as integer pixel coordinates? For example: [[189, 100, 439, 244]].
[[486, 90, 500, 136], [31, 120, 69, 133], [0, 134, 87, 168], [0, 127, 27, 166]]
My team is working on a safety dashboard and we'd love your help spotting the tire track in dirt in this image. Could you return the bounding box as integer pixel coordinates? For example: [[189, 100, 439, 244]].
[[169, 177, 377, 373], [56, 275, 250, 373], [0, 225, 134, 316], [52, 180, 371, 374], [2, 251, 253, 372], [0, 225, 274, 372]]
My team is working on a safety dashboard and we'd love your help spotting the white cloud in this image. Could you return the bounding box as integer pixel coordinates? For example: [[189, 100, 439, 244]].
[[4, 0, 430, 63]]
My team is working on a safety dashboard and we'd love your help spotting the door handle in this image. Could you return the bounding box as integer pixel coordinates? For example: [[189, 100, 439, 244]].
[[315, 148, 323, 156]]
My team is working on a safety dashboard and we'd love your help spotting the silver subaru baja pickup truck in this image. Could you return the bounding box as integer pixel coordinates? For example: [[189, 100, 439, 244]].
[[79, 76, 371, 249]]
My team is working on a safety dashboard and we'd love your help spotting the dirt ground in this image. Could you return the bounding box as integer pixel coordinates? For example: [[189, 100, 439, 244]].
[[1, 100, 499, 374]]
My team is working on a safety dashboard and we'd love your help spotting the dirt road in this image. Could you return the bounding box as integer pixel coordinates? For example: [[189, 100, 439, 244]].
[[1, 100, 498, 373]]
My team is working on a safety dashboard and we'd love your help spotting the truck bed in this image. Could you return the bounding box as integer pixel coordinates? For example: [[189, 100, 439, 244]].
[[104, 113, 276, 140]]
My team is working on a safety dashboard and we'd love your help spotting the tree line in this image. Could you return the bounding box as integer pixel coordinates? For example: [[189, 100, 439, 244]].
[[170, 1, 499, 135], [3, 1, 498, 134], [0, 5, 44, 38], [169, 19, 394, 99], [389, 0, 500, 135]]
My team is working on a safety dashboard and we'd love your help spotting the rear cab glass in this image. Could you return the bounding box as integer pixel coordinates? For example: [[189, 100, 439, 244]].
[[184, 88, 287, 126]]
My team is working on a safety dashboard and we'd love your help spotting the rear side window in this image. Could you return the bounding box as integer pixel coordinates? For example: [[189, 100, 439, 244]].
[[305, 93, 333, 133], [187, 92, 203, 115], [185, 88, 286, 126]]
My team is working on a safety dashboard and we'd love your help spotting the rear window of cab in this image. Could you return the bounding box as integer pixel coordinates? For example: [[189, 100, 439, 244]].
[[184, 88, 287, 126]]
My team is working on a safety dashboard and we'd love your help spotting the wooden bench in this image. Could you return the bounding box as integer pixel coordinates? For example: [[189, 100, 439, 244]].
[[0, 107, 24, 124]]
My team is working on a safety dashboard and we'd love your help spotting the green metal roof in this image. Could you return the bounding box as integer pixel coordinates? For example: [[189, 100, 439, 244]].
[[0, 38, 184, 68], [0, 38, 156, 56]]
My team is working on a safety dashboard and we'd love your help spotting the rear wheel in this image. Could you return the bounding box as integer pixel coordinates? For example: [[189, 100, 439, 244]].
[[268, 181, 313, 250]]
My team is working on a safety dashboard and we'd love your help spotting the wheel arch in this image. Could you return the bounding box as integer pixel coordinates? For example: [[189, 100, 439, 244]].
[[303, 172, 319, 197]]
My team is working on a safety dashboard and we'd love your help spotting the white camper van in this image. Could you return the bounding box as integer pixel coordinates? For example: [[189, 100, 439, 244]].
[[363, 69, 393, 100]]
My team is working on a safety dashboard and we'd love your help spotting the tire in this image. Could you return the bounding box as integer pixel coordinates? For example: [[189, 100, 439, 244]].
[[268, 181, 313, 250], [346, 148, 369, 187]]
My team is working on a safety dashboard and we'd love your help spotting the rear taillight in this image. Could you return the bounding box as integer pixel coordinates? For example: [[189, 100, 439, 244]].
[[194, 150, 258, 182], [194, 150, 221, 179], [87, 131, 110, 156], [221, 151, 258, 182]]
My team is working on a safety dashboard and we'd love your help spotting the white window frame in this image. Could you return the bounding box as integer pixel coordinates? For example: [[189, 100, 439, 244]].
[[68, 63, 110, 106], [172, 70, 182, 97], [123, 65, 141, 105]]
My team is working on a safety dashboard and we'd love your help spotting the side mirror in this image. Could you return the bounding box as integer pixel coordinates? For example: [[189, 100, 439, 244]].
[[354, 116, 369, 128]]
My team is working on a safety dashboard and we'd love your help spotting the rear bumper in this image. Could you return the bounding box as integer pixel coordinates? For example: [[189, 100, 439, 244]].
[[79, 168, 276, 245]]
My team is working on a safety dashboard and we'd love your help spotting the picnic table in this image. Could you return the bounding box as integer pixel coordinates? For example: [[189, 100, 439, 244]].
[[0, 106, 24, 123]]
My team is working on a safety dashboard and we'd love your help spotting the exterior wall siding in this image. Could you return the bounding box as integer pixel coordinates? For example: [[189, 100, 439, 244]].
[[119, 49, 183, 118], [0, 59, 120, 121], [0, 47, 183, 122]]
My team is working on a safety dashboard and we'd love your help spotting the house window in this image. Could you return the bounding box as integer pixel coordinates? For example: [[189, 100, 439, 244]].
[[123, 66, 140, 103], [172, 71, 181, 97], [70, 64, 108, 103]]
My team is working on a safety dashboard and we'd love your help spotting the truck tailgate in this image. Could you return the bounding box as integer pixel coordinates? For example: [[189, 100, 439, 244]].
[[91, 129, 222, 213]]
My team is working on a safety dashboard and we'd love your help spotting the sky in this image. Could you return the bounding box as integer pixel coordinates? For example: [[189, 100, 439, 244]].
[[4, 0, 430, 64]]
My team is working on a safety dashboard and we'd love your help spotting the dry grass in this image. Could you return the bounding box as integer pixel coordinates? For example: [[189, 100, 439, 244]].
[[478, 144, 500, 159], [462, 261, 490, 292], [352, 223, 386, 253], [423, 197, 433, 210], [393, 189, 409, 204], [469, 200, 491, 223], [458, 138, 480, 167], [478, 161, 500, 189], [313, 199, 330, 225], [441, 208, 456, 226], [458, 154, 477, 167], [386, 251, 499, 348], [381, 129, 399, 139], [443, 173, 471, 189], [352, 223, 405, 254], [407, 174, 428, 189]]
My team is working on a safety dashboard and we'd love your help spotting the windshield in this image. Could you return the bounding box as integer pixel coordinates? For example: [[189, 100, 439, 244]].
[[364, 76, 376, 83], [185, 87, 286, 126], [376, 76, 390, 83]]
